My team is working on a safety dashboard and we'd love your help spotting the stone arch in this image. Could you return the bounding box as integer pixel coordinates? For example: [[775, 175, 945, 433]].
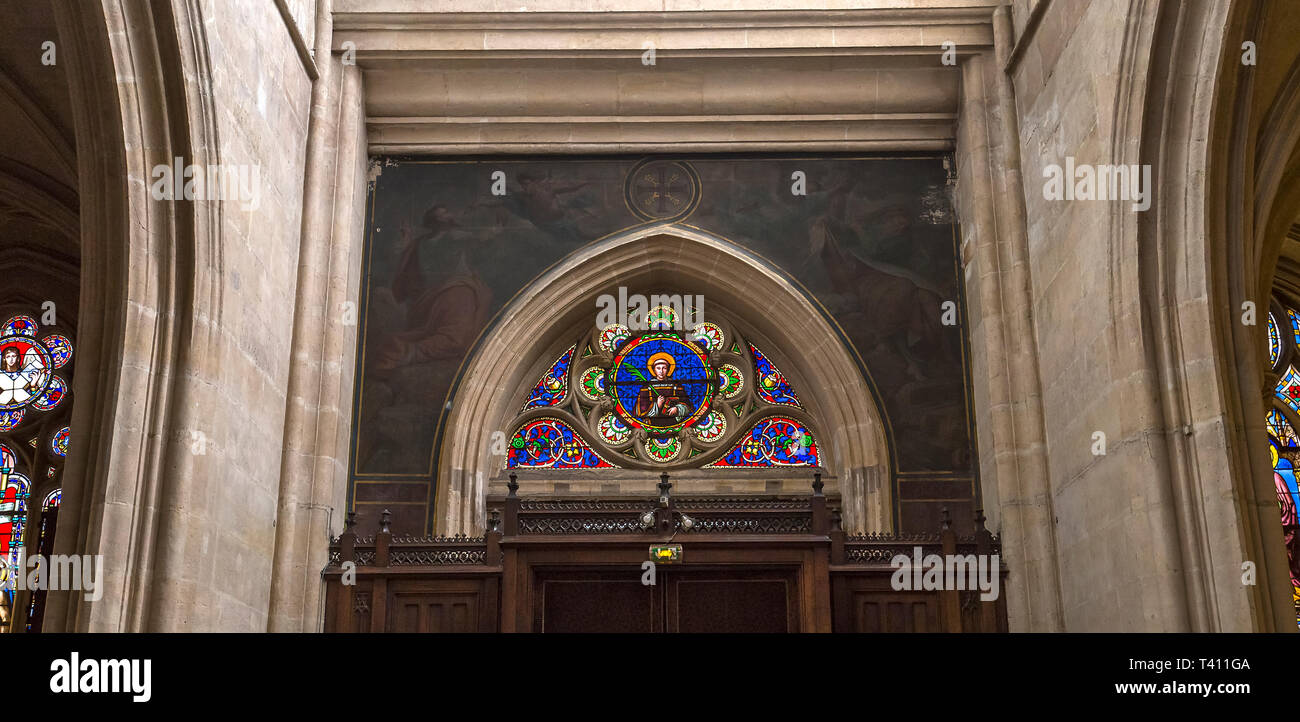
[[436, 225, 892, 536], [45, 0, 226, 632], [1120, 0, 1299, 631]]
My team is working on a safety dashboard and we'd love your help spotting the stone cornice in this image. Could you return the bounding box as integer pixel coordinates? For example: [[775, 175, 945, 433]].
[[344, 8, 981, 153], [368, 113, 956, 154], [334, 8, 995, 59], [334, 7, 998, 28]]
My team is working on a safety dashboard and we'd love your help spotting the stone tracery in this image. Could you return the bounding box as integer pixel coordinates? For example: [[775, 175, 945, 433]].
[[505, 307, 821, 471]]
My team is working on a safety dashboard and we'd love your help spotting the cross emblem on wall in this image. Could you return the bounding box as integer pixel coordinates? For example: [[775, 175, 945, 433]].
[[624, 159, 700, 222]]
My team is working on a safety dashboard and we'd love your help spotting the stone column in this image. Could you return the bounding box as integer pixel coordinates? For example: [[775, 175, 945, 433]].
[[269, 0, 370, 632], [956, 49, 1064, 632]]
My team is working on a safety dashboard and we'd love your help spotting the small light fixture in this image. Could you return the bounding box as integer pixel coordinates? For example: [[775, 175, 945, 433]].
[[649, 544, 682, 563]]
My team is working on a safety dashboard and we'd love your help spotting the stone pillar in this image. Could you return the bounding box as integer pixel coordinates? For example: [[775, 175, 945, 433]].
[[269, 0, 370, 632], [956, 49, 1064, 632]]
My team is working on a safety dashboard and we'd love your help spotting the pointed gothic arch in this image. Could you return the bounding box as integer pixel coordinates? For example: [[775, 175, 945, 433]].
[[435, 225, 892, 536], [45, 0, 236, 632], [1122, 0, 1300, 631]]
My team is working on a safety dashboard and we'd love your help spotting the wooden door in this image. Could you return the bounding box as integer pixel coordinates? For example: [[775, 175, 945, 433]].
[[534, 569, 661, 633], [534, 567, 796, 633], [666, 568, 796, 633]]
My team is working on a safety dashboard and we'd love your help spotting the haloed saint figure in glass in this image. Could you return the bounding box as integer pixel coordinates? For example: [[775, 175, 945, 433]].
[[0, 344, 45, 407], [634, 353, 693, 423]]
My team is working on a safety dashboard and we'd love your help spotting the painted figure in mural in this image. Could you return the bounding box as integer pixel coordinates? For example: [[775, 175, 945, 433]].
[[373, 206, 492, 373], [353, 158, 975, 489], [495, 171, 595, 244], [0, 344, 44, 406], [355, 203, 493, 471], [633, 353, 693, 423]]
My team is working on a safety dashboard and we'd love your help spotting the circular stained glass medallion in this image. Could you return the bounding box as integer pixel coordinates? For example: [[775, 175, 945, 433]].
[[692, 410, 727, 443], [644, 305, 678, 331], [608, 333, 714, 432], [691, 322, 724, 352], [31, 374, 67, 411], [719, 364, 744, 399], [645, 436, 681, 463], [42, 334, 73, 369], [0, 332, 52, 410], [598, 324, 631, 354], [0, 409, 23, 432], [579, 367, 606, 401], [597, 413, 631, 444], [51, 426, 69, 457]]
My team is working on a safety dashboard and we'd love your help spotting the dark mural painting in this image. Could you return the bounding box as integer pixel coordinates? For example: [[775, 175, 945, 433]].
[[352, 156, 973, 532]]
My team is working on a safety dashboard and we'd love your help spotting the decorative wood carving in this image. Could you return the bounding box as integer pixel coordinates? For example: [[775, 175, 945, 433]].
[[323, 475, 1007, 633]]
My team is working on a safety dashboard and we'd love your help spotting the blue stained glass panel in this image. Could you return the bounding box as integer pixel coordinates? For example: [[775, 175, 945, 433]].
[[749, 343, 800, 407], [520, 345, 575, 411]]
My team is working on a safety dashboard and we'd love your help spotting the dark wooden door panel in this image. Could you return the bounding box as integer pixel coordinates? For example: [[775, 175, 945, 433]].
[[533, 568, 797, 633], [391, 593, 477, 632], [386, 579, 488, 633], [537, 576, 657, 633], [672, 578, 791, 633], [851, 593, 940, 633]]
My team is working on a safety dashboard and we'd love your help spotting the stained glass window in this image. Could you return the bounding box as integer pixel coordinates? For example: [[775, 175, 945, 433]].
[[506, 418, 616, 469], [1267, 299, 1300, 628], [1269, 439, 1300, 628], [705, 416, 819, 468], [0, 312, 73, 633], [1267, 409, 1300, 448], [749, 343, 801, 408], [597, 324, 630, 354], [25, 488, 60, 632], [608, 333, 714, 432], [1276, 365, 1300, 414], [1269, 312, 1281, 368], [50, 427, 69, 458], [520, 345, 575, 411], [0, 315, 71, 413], [0, 470, 30, 568], [0, 313, 73, 446], [503, 306, 822, 470], [0, 443, 31, 621]]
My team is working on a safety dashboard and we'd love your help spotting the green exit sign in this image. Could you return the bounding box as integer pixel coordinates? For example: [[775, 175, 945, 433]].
[[649, 544, 682, 563]]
